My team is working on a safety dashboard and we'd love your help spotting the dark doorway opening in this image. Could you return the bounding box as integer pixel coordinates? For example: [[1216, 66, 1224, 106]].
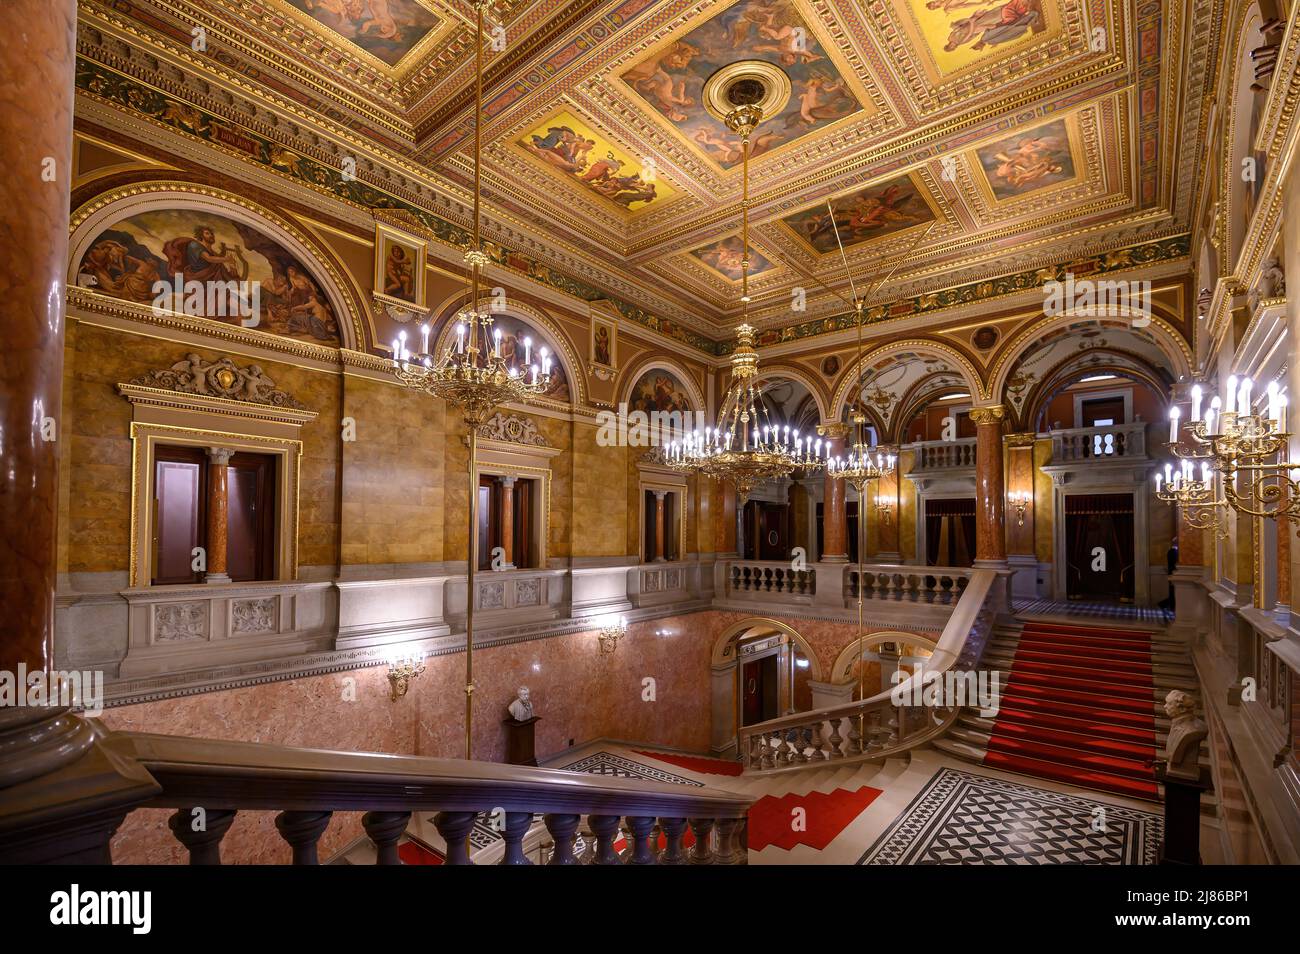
[[740, 653, 779, 727], [1065, 493, 1136, 601], [924, 497, 976, 567]]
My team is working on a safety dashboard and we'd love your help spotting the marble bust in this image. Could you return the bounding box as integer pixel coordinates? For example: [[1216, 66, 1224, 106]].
[[507, 686, 534, 722], [1162, 689, 1207, 781]]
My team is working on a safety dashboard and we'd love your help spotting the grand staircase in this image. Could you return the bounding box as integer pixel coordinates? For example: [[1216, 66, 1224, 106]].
[[935, 616, 1202, 801]]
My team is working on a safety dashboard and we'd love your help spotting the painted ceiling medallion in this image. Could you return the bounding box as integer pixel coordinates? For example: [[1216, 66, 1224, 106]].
[[615, 0, 870, 169]]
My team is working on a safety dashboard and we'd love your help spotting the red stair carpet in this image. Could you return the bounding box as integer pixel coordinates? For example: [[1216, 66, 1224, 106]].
[[632, 749, 745, 777], [746, 785, 881, 852], [984, 621, 1160, 801]]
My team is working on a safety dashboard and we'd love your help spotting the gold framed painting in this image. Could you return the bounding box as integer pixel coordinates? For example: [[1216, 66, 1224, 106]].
[[591, 313, 618, 372], [373, 223, 427, 310]]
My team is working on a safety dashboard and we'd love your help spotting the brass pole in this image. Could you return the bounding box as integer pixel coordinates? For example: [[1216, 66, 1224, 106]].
[[466, 424, 477, 759]]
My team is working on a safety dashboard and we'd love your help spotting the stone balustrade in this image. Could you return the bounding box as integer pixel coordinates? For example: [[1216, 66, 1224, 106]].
[[846, 565, 973, 605], [724, 560, 816, 600], [910, 438, 978, 472], [736, 569, 1005, 773], [1049, 422, 1147, 462], [0, 720, 752, 865]]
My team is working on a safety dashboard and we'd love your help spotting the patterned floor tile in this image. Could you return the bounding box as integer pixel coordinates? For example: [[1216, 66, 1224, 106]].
[[557, 751, 704, 787], [859, 767, 1162, 865]]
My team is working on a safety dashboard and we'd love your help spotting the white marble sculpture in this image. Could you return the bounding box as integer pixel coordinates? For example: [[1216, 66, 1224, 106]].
[[1162, 689, 1207, 781], [508, 685, 534, 722]]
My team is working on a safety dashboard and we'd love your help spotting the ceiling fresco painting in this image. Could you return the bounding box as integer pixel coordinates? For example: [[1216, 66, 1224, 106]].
[[74, 0, 1209, 347], [615, 0, 868, 169], [783, 174, 939, 255], [889, 0, 1064, 80], [975, 116, 1077, 201], [280, 0, 446, 68], [689, 236, 776, 282], [516, 110, 676, 211]]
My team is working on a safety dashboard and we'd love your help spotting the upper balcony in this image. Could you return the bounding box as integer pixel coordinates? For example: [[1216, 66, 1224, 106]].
[[1048, 422, 1148, 463]]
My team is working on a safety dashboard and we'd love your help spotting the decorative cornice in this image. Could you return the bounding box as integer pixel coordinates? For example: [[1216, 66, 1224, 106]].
[[478, 412, 551, 447]]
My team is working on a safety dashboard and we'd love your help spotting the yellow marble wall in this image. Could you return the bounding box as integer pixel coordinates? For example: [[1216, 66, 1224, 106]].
[[537, 416, 572, 560], [898, 449, 918, 562], [1033, 438, 1054, 563], [339, 374, 444, 566], [60, 322, 343, 574], [572, 420, 629, 557]]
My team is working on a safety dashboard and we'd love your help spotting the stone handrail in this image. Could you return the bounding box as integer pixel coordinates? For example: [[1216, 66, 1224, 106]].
[[0, 721, 752, 865], [726, 559, 815, 598], [910, 438, 978, 471], [736, 568, 1005, 774], [1049, 422, 1147, 461], [846, 564, 973, 604]]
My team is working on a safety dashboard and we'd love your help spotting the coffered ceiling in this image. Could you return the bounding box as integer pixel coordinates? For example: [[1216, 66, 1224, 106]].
[[78, 0, 1214, 341]]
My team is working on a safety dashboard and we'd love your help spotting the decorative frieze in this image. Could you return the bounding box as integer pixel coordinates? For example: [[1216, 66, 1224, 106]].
[[478, 412, 551, 447], [153, 602, 207, 643], [129, 354, 307, 409], [232, 597, 278, 635]]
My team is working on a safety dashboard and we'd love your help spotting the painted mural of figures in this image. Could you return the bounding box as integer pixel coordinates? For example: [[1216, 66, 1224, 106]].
[[975, 119, 1074, 199], [628, 370, 692, 415], [291, 0, 440, 66], [79, 209, 343, 346], [990, 136, 1063, 188], [622, 42, 699, 122], [943, 0, 1046, 52], [384, 244, 414, 299], [784, 175, 935, 254], [788, 72, 854, 127], [729, 0, 823, 66], [692, 127, 780, 164]]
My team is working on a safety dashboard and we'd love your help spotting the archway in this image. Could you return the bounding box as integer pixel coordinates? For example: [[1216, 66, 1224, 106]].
[[710, 618, 822, 756]]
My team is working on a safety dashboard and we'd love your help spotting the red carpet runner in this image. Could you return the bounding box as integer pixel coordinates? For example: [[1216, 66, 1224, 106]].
[[632, 749, 745, 777], [746, 785, 881, 852], [984, 621, 1160, 801]]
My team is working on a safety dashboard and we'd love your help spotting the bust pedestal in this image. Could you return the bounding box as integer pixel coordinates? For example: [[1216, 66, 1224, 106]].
[[1154, 763, 1210, 865], [503, 716, 540, 766]]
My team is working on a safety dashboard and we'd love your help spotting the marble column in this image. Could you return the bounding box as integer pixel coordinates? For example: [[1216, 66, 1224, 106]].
[[1005, 433, 1038, 597], [499, 476, 516, 569], [653, 491, 667, 562], [205, 448, 235, 584], [970, 405, 1008, 566], [818, 424, 850, 562], [0, 0, 77, 674]]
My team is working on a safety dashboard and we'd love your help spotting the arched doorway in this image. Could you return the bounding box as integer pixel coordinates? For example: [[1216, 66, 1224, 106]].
[[710, 619, 822, 757]]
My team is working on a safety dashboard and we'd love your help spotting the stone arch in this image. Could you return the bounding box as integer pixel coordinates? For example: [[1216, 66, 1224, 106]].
[[987, 308, 1192, 407], [829, 338, 986, 423], [67, 182, 365, 351], [711, 617, 823, 679], [616, 355, 707, 413], [830, 631, 938, 684], [431, 293, 587, 407], [1021, 350, 1173, 432], [751, 362, 832, 424]]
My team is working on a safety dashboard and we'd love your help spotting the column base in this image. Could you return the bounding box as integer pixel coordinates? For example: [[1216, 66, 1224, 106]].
[[205, 572, 232, 585], [821, 554, 849, 564], [972, 558, 1009, 570], [875, 551, 903, 564]]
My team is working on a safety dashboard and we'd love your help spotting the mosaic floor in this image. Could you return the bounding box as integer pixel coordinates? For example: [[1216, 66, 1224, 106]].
[[1013, 597, 1172, 625], [858, 767, 1163, 865]]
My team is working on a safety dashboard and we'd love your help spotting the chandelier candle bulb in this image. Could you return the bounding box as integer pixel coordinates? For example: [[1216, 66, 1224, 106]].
[[1227, 375, 1238, 412], [1239, 378, 1253, 416], [1191, 384, 1202, 422], [1169, 405, 1180, 442], [523, 336, 531, 364], [1267, 381, 1279, 424], [1280, 395, 1288, 433]]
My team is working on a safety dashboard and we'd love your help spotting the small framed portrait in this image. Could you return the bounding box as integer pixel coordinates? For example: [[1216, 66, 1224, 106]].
[[373, 223, 427, 309], [591, 313, 617, 371]]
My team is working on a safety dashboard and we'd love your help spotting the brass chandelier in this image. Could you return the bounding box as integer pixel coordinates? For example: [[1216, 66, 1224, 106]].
[[1166, 377, 1297, 524], [388, 1, 550, 759], [664, 63, 824, 502]]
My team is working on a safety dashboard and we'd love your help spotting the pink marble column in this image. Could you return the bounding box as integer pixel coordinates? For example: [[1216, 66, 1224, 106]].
[[499, 477, 515, 568], [205, 448, 234, 584], [653, 491, 667, 562], [970, 405, 1007, 565], [818, 425, 849, 562], [0, 0, 78, 673]]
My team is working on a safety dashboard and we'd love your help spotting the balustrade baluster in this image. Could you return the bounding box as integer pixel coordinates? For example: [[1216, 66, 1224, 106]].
[[715, 818, 746, 865], [846, 715, 863, 755], [588, 814, 623, 865], [809, 721, 826, 760], [688, 818, 715, 864], [168, 807, 237, 865], [274, 810, 332, 865], [433, 811, 477, 865], [625, 816, 658, 864], [775, 732, 791, 765], [827, 717, 844, 758], [659, 818, 688, 865], [543, 813, 582, 865], [500, 811, 533, 865], [361, 810, 410, 866], [791, 727, 809, 763]]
